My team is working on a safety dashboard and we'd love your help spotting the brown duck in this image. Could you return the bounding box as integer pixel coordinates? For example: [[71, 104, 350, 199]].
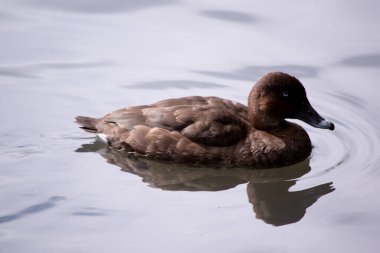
[[76, 72, 334, 167]]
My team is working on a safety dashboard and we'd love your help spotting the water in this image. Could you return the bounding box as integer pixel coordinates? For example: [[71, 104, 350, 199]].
[[1, 0, 380, 252]]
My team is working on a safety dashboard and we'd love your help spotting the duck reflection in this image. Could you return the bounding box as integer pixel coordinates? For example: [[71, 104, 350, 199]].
[[76, 140, 335, 226]]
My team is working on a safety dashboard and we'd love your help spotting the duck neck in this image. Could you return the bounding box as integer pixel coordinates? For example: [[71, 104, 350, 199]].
[[247, 89, 283, 131], [249, 113, 285, 131]]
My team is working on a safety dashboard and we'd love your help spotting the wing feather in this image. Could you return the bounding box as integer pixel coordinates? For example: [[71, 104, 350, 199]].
[[102, 96, 248, 147]]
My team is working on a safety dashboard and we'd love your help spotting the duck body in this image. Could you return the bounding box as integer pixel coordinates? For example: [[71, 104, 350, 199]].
[[76, 72, 334, 167]]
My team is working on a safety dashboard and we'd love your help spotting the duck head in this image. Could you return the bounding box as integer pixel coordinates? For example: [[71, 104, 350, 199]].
[[248, 72, 334, 131]]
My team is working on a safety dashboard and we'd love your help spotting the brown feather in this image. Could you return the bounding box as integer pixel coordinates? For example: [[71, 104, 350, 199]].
[[75, 116, 99, 133], [75, 72, 333, 167]]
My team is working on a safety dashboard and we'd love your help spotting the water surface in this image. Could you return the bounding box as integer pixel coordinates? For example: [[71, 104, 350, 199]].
[[1, 0, 380, 252]]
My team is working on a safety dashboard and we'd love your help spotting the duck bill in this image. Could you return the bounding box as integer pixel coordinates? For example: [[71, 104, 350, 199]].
[[296, 102, 335, 130]]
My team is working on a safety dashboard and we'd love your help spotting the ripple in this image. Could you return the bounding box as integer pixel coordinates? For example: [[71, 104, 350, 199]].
[[298, 90, 380, 187], [24, 0, 179, 14], [194, 64, 319, 81], [0, 196, 66, 224], [340, 54, 380, 68], [0, 60, 113, 79], [200, 10, 258, 24], [123, 80, 226, 90]]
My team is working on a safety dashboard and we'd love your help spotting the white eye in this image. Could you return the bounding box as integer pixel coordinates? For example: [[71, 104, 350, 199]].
[[282, 91, 289, 97]]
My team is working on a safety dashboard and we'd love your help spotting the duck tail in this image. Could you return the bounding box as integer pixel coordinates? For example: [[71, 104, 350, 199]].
[[75, 116, 99, 133]]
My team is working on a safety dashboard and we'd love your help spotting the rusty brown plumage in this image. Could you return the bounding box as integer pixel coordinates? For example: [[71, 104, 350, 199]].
[[76, 72, 334, 167]]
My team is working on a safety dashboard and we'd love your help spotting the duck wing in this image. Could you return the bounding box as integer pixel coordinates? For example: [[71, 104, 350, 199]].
[[103, 96, 249, 147]]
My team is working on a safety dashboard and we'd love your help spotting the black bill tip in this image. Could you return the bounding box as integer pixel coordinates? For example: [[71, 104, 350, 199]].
[[318, 119, 335, 130]]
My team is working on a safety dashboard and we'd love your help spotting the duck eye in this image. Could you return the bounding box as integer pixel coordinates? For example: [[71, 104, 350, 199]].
[[282, 91, 289, 97]]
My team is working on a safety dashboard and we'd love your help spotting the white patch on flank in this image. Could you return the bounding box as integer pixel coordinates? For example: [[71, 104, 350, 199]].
[[97, 133, 108, 142]]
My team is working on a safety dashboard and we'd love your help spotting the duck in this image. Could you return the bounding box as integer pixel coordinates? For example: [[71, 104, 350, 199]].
[[75, 72, 334, 167]]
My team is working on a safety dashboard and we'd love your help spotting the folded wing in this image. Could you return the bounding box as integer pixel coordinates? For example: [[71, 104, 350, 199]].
[[103, 96, 249, 147]]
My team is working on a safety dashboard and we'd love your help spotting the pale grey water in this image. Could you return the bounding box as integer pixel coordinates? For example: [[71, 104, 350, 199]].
[[1, 0, 380, 252]]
